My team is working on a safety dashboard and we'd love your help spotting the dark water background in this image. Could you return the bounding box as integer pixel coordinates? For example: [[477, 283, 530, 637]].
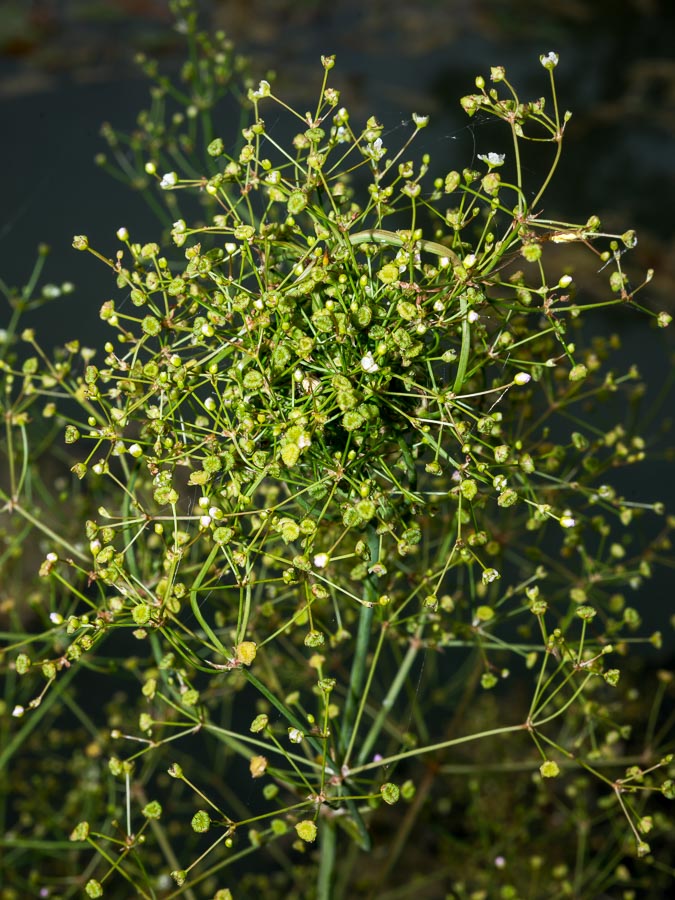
[[1, 0, 673, 643]]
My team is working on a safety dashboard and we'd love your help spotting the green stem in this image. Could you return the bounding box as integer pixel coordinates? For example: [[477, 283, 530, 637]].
[[453, 289, 471, 393], [0, 665, 79, 770], [349, 723, 526, 776], [317, 819, 337, 900], [189, 543, 227, 655], [348, 228, 460, 266], [356, 636, 421, 767], [1, 497, 89, 562], [339, 603, 374, 755], [339, 527, 379, 755]]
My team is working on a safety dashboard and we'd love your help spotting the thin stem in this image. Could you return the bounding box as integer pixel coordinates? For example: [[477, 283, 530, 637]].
[[339, 526, 379, 756], [355, 636, 421, 767], [317, 819, 337, 900], [348, 723, 527, 777]]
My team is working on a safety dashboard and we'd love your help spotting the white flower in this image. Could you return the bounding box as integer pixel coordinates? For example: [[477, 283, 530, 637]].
[[12, 705, 25, 718], [251, 79, 271, 99], [288, 727, 304, 744], [412, 112, 429, 128], [482, 568, 501, 584], [513, 372, 531, 385], [49, 612, 63, 625], [540, 51, 559, 70], [361, 352, 379, 373], [560, 515, 576, 528], [477, 152, 505, 167], [313, 553, 329, 568], [366, 138, 384, 161], [160, 171, 178, 189]]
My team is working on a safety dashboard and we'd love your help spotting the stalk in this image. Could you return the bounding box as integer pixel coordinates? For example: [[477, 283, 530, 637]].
[[317, 818, 337, 900], [339, 526, 379, 755]]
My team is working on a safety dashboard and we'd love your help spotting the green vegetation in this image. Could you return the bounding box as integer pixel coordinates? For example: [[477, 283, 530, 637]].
[[1, 3, 673, 897]]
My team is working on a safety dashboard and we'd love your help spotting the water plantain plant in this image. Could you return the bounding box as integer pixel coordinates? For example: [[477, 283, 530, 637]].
[[1, 5, 674, 899]]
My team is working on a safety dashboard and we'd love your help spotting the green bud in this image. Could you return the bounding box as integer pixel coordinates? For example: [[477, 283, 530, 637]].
[[85, 879, 103, 898], [191, 810, 211, 833], [142, 801, 162, 819], [250, 714, 269, 733], [295, 820, 317, 842], [380, 782, 400, 805], [15, 653, 31, 675], [70, 821, 90, 841], [207, 138, 225, 157], [539, 760, 560, 778]]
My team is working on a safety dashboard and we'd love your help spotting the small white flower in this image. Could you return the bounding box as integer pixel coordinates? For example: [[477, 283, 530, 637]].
[[513, 372, 531, 385], [412, 112, 429, 128], [366, 138, 384, 161], [478, 152, 505, 167], [560, 515, 576, 528], [482, 568, 501, 584], [116, 227, 129, 241], [313, 553, 329, 568], [493, 474, 508, 491], [160, 171, 178, 189], [172, 219, 186, 234], [540, 51, 559, 69], [199, 515, 212, 528], [12, 705, 25, 718], [49, 612, 63, 625], [361, 352, 379, 373], [252, 79, 271, 99], [467, 310, 480, 323]]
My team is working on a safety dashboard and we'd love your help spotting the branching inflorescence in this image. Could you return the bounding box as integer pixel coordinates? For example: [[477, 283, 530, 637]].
[[1, 8, 673, 899]]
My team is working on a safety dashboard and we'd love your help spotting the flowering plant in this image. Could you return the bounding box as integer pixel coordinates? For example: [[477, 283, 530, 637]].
[[1, 6, 673, 897]]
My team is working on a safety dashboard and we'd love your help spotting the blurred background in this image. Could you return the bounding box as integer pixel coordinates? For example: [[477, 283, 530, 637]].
[[1, 0, 674, 640]]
